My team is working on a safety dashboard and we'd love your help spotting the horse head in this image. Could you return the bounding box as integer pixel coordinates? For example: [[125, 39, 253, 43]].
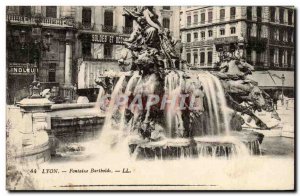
[[249, 86, 266, 110]]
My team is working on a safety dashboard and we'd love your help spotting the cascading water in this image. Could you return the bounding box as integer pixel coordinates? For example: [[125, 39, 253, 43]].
[[91, 69, 260, 160], [164, 70, 184, 138], [94, 86, 104, 111], [196, 71, 230, 136]]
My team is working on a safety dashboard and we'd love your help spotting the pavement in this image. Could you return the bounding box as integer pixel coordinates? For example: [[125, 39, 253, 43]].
[[245, 98, 294, 138]]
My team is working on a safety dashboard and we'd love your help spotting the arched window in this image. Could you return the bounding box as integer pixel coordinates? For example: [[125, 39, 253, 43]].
[[220, 9, 225, 21], [187, 33, 191, 42], [194, 32, 198, 40], [194, 14, 198, 24], [186, 53, 191, 63], [46, 6, 57, 18], [247, 7, 252, 20], [19, 6, 31, 17], [187, 16, 191, 26], [230, 7, 236, 19], [230, 27, 236, 34], [163, 18, 170, 29], [208, 30, 213, 37]]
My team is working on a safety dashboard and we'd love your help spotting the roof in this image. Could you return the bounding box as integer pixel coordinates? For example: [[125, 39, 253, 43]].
[[247, 70, 294, 89]]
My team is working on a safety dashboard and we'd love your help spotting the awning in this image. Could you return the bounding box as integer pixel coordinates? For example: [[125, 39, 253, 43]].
[[247, 70, 294, 89], [77, 60, 121, 89]]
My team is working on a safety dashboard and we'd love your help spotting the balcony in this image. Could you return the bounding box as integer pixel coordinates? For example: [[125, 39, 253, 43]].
[[102, 25, 117, 33], [123, 26, 133, 34], [230, 15, 235, 20], [81, 22, 95, 30], [269, 39, 294, 47], [82, 56, 117, 62], [6, 14, 75, 28]]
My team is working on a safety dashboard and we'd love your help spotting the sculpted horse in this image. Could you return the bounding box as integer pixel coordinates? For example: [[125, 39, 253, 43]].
[[215, 59, 280, 129]]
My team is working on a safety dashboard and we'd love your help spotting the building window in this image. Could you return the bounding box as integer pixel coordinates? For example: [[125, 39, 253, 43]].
[[257, 7, 262, 22], [191, 14, 197, 25], [104, 10, 114, 26], [288, 31, 294, 42], [220, 28, 225, 36], [279, 8, 284, 24], [201, 31, 205, 39], [247, 24, 252, 38], [247, 7, 252, 20], [207, 51, 213, 65], [82, 41, 91, 58], [201, 13, 205, 24], [208, 30, 213, 37], [288, 10, 293, 25], [187, 16, 191, 26], [273, 29, 279, 40], [124, 14, 134, 34], [48, 63, 56, 82], [163, 18, 170, 29], [246, 49, 252, 62], [270, 7, 276, 22], [230, 27, 236, 34], [187, 33, 191, 42], [230, 7, 236, 19], [220, 9, 225, 21], [208, 11, 213, 23], [269, 48, 274, 65], [19, 6, 31, 17], [104, 44, 112, 58], [46, 6, 57, 18], [82, 7, 92, 27], [194, 32, 198, 41], [163, 6, 170, 10], [186, 53, 191, 63], [194, 53, 198, 64], [257, 25, 261, 38], [200, 52, 205, 65]]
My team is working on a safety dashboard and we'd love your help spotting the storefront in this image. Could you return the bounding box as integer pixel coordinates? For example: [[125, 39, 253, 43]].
[[7, 63, 37, 104], [76, 32, 128, 101], [248, 70, 294, 98]]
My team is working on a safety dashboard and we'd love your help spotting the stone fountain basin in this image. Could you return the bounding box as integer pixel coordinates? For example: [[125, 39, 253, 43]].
[[128, 130, 264, 160]]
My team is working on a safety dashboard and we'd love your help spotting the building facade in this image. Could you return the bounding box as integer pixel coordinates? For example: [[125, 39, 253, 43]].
[[6, 6, 181, 103], [74, 6, 180, 99], [180, 6, 295, 70], [6, 6, 76, 104]]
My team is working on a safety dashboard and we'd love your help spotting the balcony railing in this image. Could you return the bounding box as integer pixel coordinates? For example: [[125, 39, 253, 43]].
[[123, 26, 133, 34], [6, 14, 75, 27], [80, 22, 95, 30], [102, 25, 117, 33], [82, 56, 118, 62], [230, 15, 235, 20]]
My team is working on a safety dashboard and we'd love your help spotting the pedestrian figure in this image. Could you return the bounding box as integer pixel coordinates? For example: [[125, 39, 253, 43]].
[[273, 90, 280, 110]]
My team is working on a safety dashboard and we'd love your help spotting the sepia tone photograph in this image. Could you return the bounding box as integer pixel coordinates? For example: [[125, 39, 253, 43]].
[[5, 5, 295, 191]]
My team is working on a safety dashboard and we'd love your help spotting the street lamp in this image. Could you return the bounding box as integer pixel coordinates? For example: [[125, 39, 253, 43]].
[[281, 74, 285, 105], [20, 25, 53, 98]]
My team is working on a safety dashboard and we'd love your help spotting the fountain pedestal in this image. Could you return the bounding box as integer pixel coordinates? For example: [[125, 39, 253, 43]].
[[128, 131, 264, 160], [12, 97, 53, 164]]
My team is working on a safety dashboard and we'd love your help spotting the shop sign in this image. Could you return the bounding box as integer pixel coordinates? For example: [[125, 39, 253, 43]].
[[8, 63, 38, 75], [214, 36, 238, 44], [91, 34, 126, 45]]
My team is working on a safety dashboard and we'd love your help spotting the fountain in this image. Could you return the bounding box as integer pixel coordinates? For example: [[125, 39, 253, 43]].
[[93, 6, 271, 160]]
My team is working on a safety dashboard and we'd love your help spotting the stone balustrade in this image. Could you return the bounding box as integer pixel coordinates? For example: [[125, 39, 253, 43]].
[[7, 14, 75, 28]]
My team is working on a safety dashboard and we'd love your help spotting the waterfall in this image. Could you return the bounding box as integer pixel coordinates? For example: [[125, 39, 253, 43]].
[[93, 70, 258, 160], [94, 86, 104, 112], [164, 71, 184, 138], [197, 72, 230, 135]]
